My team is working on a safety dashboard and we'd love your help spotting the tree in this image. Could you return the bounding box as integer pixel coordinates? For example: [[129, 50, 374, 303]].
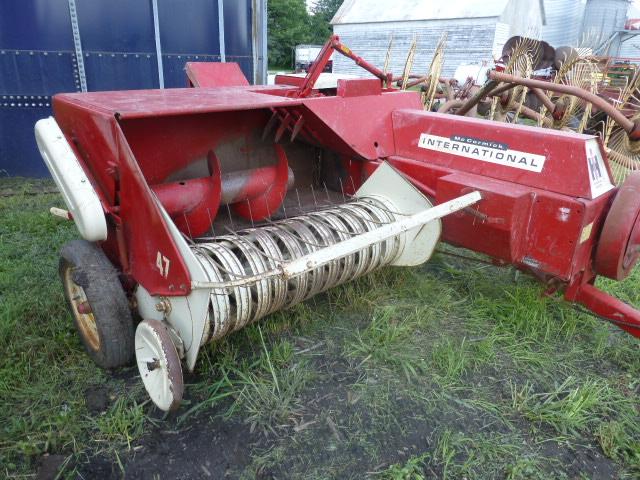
[[267, 0, 311, 68], [309, 0, 344, 44], [312, 0, 344, 19]]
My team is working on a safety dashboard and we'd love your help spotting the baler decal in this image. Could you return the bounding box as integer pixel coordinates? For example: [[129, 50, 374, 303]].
[[418, 133, 546, 173], [585, 139, 614, 198]]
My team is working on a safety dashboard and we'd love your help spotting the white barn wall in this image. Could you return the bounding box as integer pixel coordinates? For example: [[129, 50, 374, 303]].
[[333, 17, 498, 78]]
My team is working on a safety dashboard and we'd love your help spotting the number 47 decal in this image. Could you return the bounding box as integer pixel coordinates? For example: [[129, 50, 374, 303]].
[[156, 251, 171, 278]]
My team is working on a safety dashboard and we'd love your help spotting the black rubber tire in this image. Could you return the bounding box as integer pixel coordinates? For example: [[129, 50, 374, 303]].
[[59, 239, 134, 369]]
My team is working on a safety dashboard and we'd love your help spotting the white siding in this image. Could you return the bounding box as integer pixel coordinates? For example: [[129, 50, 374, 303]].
[[333, 18, 498, 78]]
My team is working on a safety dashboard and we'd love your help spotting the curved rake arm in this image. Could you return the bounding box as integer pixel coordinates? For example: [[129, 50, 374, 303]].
[[488, 71, 639, 137]]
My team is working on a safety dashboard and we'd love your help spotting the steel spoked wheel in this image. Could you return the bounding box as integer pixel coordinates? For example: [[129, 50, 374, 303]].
[[135, 319, 183, 412], [62, 265, 100, 351]]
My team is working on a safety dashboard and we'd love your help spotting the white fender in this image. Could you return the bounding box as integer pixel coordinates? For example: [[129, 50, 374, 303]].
[[35, 117, 107, 241]]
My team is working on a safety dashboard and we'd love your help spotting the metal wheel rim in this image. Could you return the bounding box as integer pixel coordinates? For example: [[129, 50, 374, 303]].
[[63, 265, 100, 351], [135, 320, 182, 411]]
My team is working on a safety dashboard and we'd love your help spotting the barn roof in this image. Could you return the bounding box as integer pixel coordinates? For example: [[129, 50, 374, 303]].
[[331, 0, 512, 24]]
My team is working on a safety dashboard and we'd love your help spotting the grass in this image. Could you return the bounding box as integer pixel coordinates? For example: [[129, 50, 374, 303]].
[[1, 179, 640, 478], [0, 185, 164, 477]]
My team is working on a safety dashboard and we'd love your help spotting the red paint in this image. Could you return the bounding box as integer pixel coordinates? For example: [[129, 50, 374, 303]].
[[151, 151, 222, 238], [233, 144, 289, 221], [185, 62, 249, 87]]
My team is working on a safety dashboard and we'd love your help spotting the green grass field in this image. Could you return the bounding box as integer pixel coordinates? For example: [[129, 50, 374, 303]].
[[1, 179, 639, 479]]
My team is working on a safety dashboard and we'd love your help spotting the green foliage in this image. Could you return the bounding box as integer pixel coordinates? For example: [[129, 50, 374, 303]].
[[268, 0, 312, 68], [382, 453, 429, 479], [0, 188, 149, 476], [308, 0, 343, 44], [267, 0, 343, 68], [96, 395, 146, 448]]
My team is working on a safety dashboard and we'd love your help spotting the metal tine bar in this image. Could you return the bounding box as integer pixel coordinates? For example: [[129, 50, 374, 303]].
[[196, 245, 252, 279], [262, 217, 331, 248], [323, 182, 332, 204], [338, 177, 347, 203], [261, 176, 271, 222], [246, 198, 255, 228], [353, 199, 414, 217], [310, 183, 318, 208], [206, 207, 216, 237], [226, 204, 235, 229], [280, 189, 288, 218], [295, 188, 303, 214], [334, 203, 394, 226], [183, 212, 193, 239], [221, 226, 285, 263], [265, 195, 271, 222], [181, 231, 196, 245], [308, 212, 361, 236]]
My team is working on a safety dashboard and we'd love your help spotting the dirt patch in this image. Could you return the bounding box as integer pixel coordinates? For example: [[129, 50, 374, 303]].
[[85, 386, 111, 413], [35, 454, 67, 480], [78, 412, 254, 479], [78, 353, 619, 479]]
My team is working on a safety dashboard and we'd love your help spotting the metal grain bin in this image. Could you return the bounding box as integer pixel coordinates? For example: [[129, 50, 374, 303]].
[[580, 0, 629, 53], [542, 0, 585, 47]]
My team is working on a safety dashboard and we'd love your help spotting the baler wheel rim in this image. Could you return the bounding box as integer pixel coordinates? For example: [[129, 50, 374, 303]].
[[135, 319, 183, 412], [62, 266, 100, 351]]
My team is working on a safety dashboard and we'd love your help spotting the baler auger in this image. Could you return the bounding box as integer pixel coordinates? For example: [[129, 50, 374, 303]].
[[36, 35, 640, 411]]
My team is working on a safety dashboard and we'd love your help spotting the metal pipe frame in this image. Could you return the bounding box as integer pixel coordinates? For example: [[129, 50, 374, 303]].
[[489, 71, 637, 135]]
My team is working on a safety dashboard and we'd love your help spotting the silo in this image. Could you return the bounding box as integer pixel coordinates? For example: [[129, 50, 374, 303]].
[[580, 0, 630, 53], [542, 0, 585, 47]]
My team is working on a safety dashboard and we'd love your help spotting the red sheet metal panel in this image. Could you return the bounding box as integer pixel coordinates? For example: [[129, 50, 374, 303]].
[[54, 85, 300, 119], [301, 90, 421, 160], [185, 62, 250, 87], [391, 110, 614, 201]]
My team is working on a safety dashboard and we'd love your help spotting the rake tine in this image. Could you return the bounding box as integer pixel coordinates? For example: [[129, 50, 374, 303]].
[[338, 177, 346, 203], [206, 207, 216, 237], [226, 203, 235, 230]]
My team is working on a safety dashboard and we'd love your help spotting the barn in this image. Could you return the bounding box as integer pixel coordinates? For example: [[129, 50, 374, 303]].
[[330, 0, 545, 77]]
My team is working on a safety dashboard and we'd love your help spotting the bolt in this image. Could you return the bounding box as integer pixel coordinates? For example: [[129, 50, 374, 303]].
[[77, 301, 92, 314], [155, 297, 172, 315]]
